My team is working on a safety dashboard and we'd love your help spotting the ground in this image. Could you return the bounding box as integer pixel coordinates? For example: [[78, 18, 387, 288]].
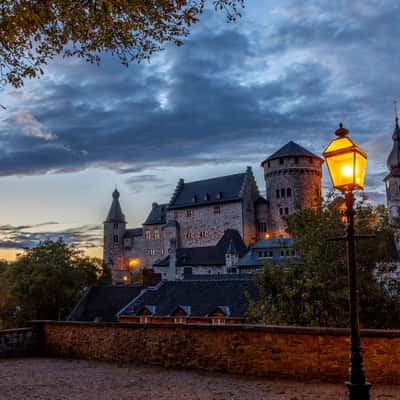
[[0, 358, 399, 400]]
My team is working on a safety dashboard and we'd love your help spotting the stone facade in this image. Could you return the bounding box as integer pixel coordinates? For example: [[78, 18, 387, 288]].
[[38, 321, 400, 384], [104, 141, 323, 283]]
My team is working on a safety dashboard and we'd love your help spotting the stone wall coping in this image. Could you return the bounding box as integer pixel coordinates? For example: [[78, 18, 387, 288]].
[[31, 320, 400, 338], [0, 327, 33, 335]]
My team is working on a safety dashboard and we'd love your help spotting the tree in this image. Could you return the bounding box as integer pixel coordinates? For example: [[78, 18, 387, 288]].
[[250, 193, 400, 329], [4, 239, 108, 322], [0, 0, 244, 88]]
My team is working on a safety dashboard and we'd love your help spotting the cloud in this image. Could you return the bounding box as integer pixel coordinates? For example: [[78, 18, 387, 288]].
[[15, 112, 57, 140], [0, 223, 102, 250], [0, 1, 396, 200]]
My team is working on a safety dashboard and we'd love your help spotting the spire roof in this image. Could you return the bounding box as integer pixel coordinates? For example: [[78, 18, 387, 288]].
[[387, 118, 400, 171], [105, 189, 126, 223]]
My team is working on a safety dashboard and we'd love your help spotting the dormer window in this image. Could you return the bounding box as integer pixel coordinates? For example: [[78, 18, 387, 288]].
[[192, 195, 197, 203], [204, 193, 210, 201], [216, 192, 222, 200]]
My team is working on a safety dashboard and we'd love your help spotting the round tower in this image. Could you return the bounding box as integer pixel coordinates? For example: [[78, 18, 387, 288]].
[[104, 189, 127, 282], [385, 118, 400, 224], [261, 141, 323, 237]]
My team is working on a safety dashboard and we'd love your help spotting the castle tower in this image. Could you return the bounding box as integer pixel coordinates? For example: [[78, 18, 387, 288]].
[[261, 141, 323, 237], [104, 189, 126, 283], [385, 118, 400, 224]]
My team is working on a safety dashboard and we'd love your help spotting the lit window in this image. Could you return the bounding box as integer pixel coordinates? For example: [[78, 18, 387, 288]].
[[213, 206, 221, 215], [113, 235, 118, 243]]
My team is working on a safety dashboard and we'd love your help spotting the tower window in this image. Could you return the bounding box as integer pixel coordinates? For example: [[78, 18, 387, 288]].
[[113, 235, 119, 243], [279, 158, 284, 165], [154, 230, 160, 240], [276, 189, 280, 199], [145, 230, 152, 240], [285, 207, 289, 215], [279, 208, 283, 215], [281, 188, 285, 198], [186, 210, 193, 218], [213, 206, 221, 215], [287, 188, 292, 197], [113, 223, 118, 229]]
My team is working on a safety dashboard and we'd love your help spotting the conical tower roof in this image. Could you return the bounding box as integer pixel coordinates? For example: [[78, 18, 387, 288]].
[[387, 118, 400, 171], [105, 189, 126, 223]]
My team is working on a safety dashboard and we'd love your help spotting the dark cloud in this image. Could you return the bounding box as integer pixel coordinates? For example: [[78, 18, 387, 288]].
[[0, 223, 102, 250], [0, 1, 397, 198]]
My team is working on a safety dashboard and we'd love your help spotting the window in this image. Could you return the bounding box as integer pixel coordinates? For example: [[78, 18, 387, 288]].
[[267, 161, 271, 168], [280, 250, 284, 257], [279, 158, 284, 165], [294, 157, 299, 164], [145, 230, 152, 240], [216, 192, 223, 199], [309, 157, 313, 164], [186, 231, 193, 240], [186, 210, 193, 218], [258, 251, 263, 258], [268, 251, 273, 257], [213, 206, 221, 215], [276, 189, 280, 199], [199, 231, 208, 239], [285, 208, 289, 215], [281, 188, 285, 198], [113, 235, 118, 243], [154, 230, 160, 240], [113, 223, 118, 229], [192, 195, 197, 203], [287, 188, 292, 197], [161, 248, 165, 255], [173, 211, 179, 219], [204, 193, 210, 201], [279, 208, 283, 215]]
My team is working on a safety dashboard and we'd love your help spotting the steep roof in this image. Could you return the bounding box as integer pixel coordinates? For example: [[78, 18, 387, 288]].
[[261, 141, 322, 166], [143, 203, 168, 225], [169, 172, 247, 209], [118, 279, 259, 318], [387, 119, 400, 171], [153, 229, 247, 268], [67, 285, 143, 322], [105, 189, 125, 223]]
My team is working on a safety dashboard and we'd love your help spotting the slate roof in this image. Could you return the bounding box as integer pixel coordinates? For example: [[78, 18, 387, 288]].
[[261, 141, 322, 166], [252, 238, 294, 249], [118, 279, 259, 318], [67, 285, 143, 322], [124, 228, 143, 238], [169, 173, 246, 209], [153, 229, 247, 268], [143, 203, 168, 225], [105, 189, 125, 222]]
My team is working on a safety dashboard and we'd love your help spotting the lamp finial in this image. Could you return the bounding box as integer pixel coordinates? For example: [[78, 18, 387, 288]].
[[335, 122, 349, 137]]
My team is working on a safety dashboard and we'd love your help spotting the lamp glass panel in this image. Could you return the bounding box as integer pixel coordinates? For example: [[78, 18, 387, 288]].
[[355, 151, 367, 188], [326, 150, 356, 189], [324, 137, 354, 153]]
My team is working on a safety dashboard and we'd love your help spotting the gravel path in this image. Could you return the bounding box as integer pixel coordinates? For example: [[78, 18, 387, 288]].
[[0, 358, 399, 400]]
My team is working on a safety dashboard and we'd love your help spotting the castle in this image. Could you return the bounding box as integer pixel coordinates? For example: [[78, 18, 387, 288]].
[[104, 141, 323, 283]]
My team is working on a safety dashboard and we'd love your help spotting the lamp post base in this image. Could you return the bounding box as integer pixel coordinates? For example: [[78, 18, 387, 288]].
[[345, 381, 372, 400]]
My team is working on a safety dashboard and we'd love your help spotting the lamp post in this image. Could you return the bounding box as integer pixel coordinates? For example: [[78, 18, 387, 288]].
[[323, 123, 371, 400]]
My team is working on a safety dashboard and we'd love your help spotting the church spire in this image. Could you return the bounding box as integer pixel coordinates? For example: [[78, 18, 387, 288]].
[[105, 189, 126, 222]]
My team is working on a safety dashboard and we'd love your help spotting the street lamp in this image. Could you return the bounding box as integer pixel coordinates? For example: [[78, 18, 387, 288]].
[[323, 123, 371, 400]]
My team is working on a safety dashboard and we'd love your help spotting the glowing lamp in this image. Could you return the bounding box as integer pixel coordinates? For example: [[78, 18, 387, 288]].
[[123, 275, 129, 282], [264, 233, 270, 239], [323, 123, 367, 192], [128, 258, 140, 271]]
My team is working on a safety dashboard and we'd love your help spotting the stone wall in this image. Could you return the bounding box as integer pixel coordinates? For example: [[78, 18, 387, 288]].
[[0, 328, 38, 358], [36, 321, 400, 384]]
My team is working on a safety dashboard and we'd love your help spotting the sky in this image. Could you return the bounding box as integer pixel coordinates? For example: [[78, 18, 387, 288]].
[[0, 0, 398, 260]]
